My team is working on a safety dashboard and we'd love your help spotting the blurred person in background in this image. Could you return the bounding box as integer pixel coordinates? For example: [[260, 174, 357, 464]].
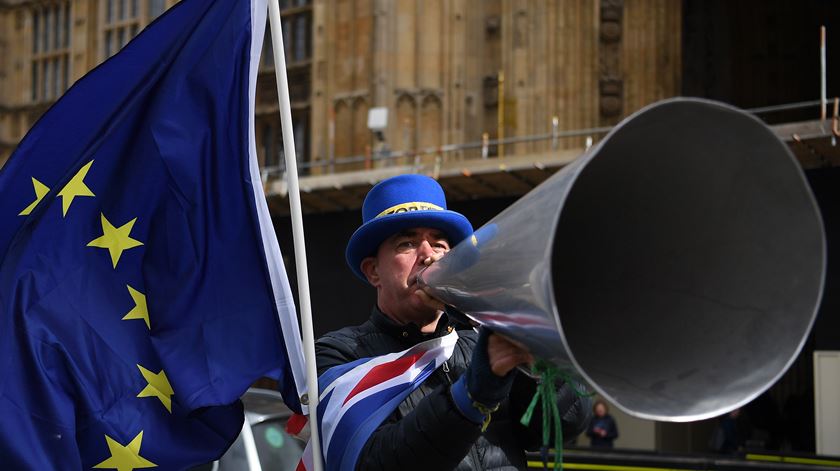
[[587, 400, 619, 448], [709, 408, 750, 454]]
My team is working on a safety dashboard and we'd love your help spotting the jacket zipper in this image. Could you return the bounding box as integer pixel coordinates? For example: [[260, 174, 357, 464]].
[[441, 360, 453, 384]]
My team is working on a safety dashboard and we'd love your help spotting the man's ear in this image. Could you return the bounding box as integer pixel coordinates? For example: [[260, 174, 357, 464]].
[[360, 256, 379, 286]]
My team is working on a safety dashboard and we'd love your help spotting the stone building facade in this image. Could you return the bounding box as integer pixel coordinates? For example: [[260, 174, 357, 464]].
[[1, 0, 683, 172], [297, 0, 681, 173], [0, 0, 180, 166]]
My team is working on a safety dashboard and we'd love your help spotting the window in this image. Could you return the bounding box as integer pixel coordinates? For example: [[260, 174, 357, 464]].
[[263, 0, 311, 168], [282, 18, 292, 59], [100, 0, 170, 60], [294, 15, 307, 62], [262, 123, 277, 168], [261, 29, 275, 69], [148, 0, 166, 19], [100, 0, 141, 59], [276, 112, 309, 175], [279, 0, 311, 65], [251, 419, 305, 468], [31, 3, 71, 102]]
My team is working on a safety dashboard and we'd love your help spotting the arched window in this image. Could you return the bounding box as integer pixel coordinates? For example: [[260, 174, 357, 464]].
[[419, 95, 442, 151], [396, 95, 416, 154], [352, 99, 369, 158]]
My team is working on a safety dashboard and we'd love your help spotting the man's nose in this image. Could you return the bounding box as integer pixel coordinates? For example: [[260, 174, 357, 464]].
[[417, 240, 436, 259]]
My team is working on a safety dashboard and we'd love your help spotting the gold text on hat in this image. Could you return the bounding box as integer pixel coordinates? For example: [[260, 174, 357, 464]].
[[375, 202, 443, 219]]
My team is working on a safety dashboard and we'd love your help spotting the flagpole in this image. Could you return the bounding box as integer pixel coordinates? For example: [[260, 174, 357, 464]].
[[266, 2, 324, 470]]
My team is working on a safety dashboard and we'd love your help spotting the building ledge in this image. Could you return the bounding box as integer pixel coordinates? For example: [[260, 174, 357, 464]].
[[264, 119, 839, 216]]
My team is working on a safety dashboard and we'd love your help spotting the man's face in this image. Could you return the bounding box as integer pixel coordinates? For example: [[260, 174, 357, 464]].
[[361, 227, 450, 326]]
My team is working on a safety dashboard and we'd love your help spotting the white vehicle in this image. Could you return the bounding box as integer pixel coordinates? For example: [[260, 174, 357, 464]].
[[192, 388, 306, 471]]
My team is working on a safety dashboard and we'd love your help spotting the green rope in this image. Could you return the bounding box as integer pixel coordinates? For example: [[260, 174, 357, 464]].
[[519, 360, 593, 470]]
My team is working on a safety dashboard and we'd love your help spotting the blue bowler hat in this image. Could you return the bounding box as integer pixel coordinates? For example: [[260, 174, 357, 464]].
[[346, 174, 473, 282]]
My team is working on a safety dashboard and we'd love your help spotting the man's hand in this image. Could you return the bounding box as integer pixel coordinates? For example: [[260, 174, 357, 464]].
[[450, 327, 533, 428], [464, 328, 531, 406], [487, 333, 534, 377]]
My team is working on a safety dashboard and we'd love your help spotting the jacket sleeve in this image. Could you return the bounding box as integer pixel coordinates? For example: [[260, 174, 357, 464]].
[[314, 333, 356, 375], [606, 416, 619, 439], [508, 374, 593, 449], [356, 385, 483, 471], [557, 378, 594, 440]]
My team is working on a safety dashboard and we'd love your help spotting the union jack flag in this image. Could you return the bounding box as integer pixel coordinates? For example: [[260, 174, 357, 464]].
[[297, 331, 459, 471]]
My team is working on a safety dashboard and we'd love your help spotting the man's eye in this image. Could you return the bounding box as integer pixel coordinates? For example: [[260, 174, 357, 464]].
[[398, 241, 417, 249]]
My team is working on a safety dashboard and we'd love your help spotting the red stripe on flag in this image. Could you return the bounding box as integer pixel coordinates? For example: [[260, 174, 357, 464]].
[[286, 412, 308, 435], [343, 351, 425, 405]]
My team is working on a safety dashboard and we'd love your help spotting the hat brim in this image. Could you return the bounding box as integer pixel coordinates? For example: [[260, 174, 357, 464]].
[[346, 210, 474, 283]]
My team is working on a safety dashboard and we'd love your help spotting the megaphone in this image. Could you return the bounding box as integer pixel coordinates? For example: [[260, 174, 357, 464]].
[[419, 98, 825, 422]]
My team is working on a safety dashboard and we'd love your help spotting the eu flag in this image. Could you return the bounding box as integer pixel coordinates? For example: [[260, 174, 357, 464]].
[[0, 0, 306, 468]]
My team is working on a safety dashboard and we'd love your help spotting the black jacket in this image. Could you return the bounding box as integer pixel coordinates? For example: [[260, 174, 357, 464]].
[[315, 307, 592, 471], [586, 414, 619, 448]]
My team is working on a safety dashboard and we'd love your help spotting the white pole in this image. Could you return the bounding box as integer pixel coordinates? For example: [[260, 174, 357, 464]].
[[266, 2, 324, 470], [821, 26, 827, 122]]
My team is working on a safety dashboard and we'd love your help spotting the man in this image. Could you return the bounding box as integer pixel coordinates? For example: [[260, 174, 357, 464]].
[[315, 174, 591, 470]]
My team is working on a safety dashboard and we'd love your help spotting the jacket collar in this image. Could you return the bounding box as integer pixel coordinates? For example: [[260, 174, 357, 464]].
[[370, 305, 454, 345]]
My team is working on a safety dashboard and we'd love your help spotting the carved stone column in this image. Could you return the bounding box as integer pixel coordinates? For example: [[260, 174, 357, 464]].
[[599, 0, 623, 123]]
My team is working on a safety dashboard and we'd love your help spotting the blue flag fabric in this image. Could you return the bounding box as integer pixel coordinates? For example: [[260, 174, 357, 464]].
[[0, 0, 306, 468]]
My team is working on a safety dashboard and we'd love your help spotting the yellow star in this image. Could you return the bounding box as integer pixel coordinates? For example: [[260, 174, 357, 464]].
[[122, 285, 150, 329], [87, 214, 143, 268], [93, 431, 157, 471], [18, 177, 51, 216], [57, 160, 95, 217], [136, 365, 174, 413]]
